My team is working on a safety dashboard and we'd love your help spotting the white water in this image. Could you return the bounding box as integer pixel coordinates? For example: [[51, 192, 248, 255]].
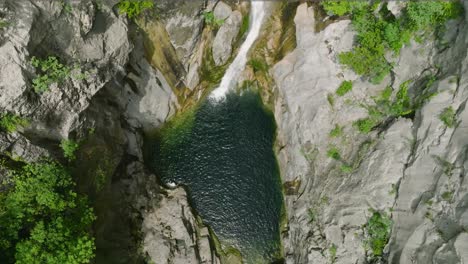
[[210, 1, 266, 100]]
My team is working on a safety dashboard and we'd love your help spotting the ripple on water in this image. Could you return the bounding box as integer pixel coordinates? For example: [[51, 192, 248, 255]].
[[148, 91, 284, 263]]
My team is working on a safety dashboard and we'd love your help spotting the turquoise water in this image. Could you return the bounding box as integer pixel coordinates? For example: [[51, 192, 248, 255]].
[[147, 91, 284, 263]]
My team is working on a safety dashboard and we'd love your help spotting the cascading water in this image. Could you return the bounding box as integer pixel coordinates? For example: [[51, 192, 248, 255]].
[[147, 1, 285, 263], [210, 1, 266, 99]]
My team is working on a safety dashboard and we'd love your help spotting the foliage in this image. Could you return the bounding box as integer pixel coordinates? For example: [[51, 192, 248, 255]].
[[329, 244, 337, 263], [0, 113, 29, 133], [365, 212, 392, 258], [60, 139, 80, 161], [324, 1, 463, 83], [321, 0, 367, 16], [61, 0, 73, 14], [327, 146, 341, 160], [0, 20, 8, 28], [31, 56, 71, 93], [439, 106, 456, 128], [117, 0, 154, 19], [329, 124, 343, 138], [0, 162, 96, 263], [354, 81, 415, 134], [248, 58, 268, 73], [405, 1, 464, 31], [239, 14, 250, 39], [202, 11, 224, 27], [327, 93, 335, 107], [308, 208, 316, 223], [353, 118, 378, 134], [336, 80, 353, 96], [441, 191, 453, 201], [340, 164, 353, 174]]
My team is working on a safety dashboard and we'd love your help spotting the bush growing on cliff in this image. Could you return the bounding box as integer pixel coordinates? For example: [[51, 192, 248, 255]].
[[439, 106, 456, 128], [336, 80, 353, 96], [202, 11, 225, 27], [31, 56, 71, 93], [322, 1, 463, 83], [0, 161, 96, 263], [364, 211, 392, 258], [60, 139, 80, 161], [117, 0, 154, 19], [0, 113, 28, 133]]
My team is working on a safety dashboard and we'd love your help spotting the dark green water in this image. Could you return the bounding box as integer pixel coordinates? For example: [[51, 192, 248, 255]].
[[147, 91, 284, 263]]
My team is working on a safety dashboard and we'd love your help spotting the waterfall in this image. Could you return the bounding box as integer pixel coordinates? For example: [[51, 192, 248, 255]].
[[210, 1, 266, 100]]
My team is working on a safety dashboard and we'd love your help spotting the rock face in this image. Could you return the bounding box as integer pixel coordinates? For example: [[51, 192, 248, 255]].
[[142, 188, 220, 264], [0, 1, 217, 264], [212, 10, 242, 66], [272, 2, 468, 264]]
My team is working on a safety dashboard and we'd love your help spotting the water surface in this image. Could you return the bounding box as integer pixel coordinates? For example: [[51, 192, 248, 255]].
[[148, 91, 284, 263]]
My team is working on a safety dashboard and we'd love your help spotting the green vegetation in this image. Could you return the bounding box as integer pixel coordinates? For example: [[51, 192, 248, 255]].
[[0, 113, 28, 133], [364, 211, 392, 258], [354, 81, 416, 134], [340, 164, 353, 174], [441, 191, 453, 201], [336, 81, 353, 96], [0, 161, 95, 263], [248, 58, 268, 73], [327, 146, 341, 160], [202, 11, 224, 27], [321, 1, 463, 83], [321, 1, 367, 16], [308, 208, 316, 223], [327, 93, 335, 107], [329, 244, 337, 263], [60, 139, 79, 161], [31, 56, 71, 93], [0, 20, 8, 28], [117, 0, 154, 19], [439, 106, 456, 128], [329, 124, 343, 138], [61, 0, 73, 13], [353, 118, 378, 134], [239, 14, 250, 39]]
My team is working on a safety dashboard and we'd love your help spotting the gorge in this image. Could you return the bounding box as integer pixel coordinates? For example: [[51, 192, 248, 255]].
[[1, 0, 468, 264]]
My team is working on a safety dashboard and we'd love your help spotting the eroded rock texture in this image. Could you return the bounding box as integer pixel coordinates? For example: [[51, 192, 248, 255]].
[[273, 2, 468, 264]]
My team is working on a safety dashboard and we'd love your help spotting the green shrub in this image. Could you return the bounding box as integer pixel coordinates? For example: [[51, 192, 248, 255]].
[[0, 114, 28, 133], [60, 139, 79, 161], [353, 118, 377, 134], [327, 1, 463, 83], [327, 146, 341, 160], [329, 244, 337, 263], [321, 0, 367, 16], [248, 58, 268, 73], [117, 0, 154, 19], [441, 191, 453, 201], [327, 93, 335, 107], [202, 11, 224, 27], [238, 14, 250, 39], [329, 124, 343, 138], [365, 212, 392, 258], [340, 164, 353, 174], [336, 81, 353, 96], [439, 106, 456, 128], [31, 56, 71, 93], [405, 1, 463, 31], [0, 162, 96, 263]]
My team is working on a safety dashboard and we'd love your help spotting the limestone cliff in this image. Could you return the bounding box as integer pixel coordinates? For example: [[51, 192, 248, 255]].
[[1, 0, 468, 264]]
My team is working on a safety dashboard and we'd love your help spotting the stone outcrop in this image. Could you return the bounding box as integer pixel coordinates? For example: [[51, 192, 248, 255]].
[[0, 1, 217, 264], [212, 10, 242, 66], [272, 2, 468, 264]]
